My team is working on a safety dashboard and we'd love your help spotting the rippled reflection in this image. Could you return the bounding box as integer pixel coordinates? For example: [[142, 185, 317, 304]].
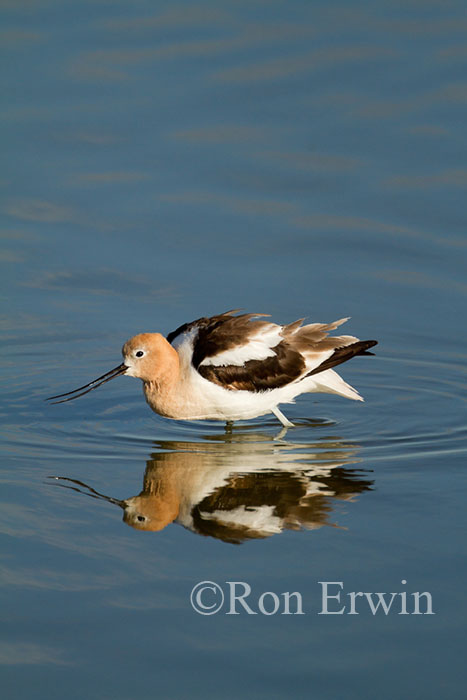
[[50, 433, 373, 544]]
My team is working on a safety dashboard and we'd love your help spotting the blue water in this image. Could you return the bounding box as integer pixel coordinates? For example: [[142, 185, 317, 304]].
[[1, 1, 466, 698]]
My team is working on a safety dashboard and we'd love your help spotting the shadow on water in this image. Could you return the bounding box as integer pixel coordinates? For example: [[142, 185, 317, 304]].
[[48, 429, 374, 544]]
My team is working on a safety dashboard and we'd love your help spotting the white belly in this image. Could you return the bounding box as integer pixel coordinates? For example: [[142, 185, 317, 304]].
[[143, 367, 361, 422]]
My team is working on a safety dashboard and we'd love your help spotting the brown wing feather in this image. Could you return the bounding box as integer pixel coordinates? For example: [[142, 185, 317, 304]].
[[167, 310, 271, 369], [167, 310, 240, 347], [198, 341, 306, 391]]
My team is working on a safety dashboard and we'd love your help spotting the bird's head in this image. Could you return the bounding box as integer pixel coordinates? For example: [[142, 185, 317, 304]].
[[121, 333, 170, 382]]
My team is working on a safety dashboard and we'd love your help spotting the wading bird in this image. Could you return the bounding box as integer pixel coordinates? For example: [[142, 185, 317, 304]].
[[47, 310, 377, 427]]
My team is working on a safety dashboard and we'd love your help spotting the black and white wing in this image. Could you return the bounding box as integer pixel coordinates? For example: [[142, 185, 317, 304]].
[[167, 310, 377, 392]]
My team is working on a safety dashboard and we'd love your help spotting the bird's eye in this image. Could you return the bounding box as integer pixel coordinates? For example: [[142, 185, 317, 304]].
[[137, 515, 146, 522], [135, 350, 145, 358]]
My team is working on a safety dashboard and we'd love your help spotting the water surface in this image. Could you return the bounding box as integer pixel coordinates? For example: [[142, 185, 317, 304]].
[[1, 1, 466, 698]]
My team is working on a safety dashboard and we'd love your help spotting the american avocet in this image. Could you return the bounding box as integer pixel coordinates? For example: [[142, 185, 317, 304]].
[[47, 310, 377, 427]]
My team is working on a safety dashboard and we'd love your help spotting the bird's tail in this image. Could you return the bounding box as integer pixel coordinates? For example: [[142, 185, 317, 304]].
[[309, 369, 364, 401]]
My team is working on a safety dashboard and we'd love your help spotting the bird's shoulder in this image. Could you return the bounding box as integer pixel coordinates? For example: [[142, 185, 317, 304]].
[[167, 310, 273, 365]]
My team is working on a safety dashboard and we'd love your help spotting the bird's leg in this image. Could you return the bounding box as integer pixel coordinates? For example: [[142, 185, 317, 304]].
[[225, 420, 234, 433], [272, 407, 295, 428], [274, 426, 290, 441]]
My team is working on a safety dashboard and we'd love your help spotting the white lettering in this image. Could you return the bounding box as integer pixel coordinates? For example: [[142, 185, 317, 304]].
[[226, 581, 257, 615], [319, 581, 345, 614], [363, 592, 398, 615], [412, 592, 435, 615], [258, 592, 280, 615], [282, 591, 305, 615]]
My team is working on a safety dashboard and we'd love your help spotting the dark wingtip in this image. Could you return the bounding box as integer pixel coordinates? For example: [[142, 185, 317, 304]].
[[354, 340, 378, 357], [360, 339, 378, 354], [306, 338, 378, 377]]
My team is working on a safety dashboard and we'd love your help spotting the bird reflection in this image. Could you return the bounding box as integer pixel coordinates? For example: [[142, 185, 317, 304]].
[[50, 432, 373, 544]]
